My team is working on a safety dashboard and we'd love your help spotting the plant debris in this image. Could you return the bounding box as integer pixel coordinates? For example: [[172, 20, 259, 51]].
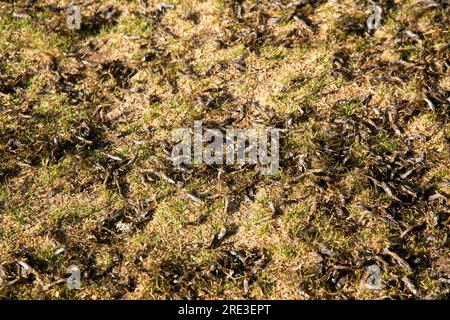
[[0, 0, 448, 300]]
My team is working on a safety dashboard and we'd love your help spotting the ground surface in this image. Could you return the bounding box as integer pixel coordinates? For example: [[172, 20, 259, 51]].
[[0, 0, 449, 299]]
